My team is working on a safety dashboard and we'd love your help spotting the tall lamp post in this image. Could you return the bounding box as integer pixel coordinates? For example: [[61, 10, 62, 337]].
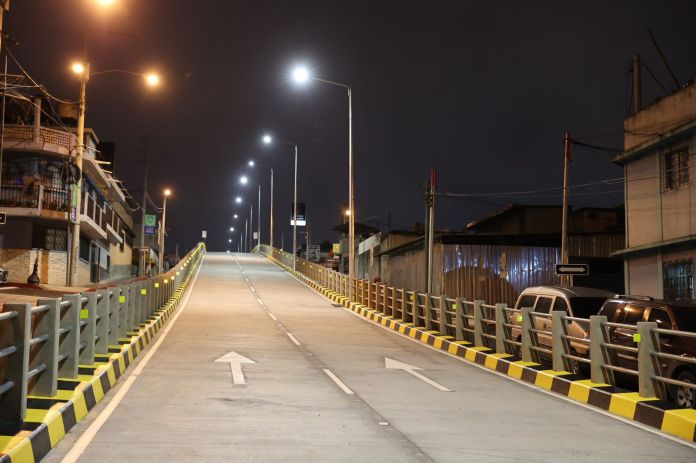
[[289, 65, 354, 299], [249, 160, 274, 248], [262, 134, 299, 270], [67, 63, 160, 285], [158, 188, 171, 274]]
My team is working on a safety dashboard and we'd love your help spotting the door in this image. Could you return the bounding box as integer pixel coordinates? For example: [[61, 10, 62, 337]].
[[611, 304, 647, 370], [533, 296, 554, 353], [90, 243, 100, 283]]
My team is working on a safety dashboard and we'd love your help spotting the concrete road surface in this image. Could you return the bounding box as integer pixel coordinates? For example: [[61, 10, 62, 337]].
[[44, 253, 696, 463]]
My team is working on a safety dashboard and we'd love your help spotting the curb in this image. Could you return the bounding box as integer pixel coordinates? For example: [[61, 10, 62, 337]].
[[0, 254, 204, 463], [265, 254, 696, 444]]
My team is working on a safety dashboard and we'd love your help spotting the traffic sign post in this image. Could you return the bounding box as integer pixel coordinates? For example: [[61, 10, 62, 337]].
[[555, 264, 589, 276]]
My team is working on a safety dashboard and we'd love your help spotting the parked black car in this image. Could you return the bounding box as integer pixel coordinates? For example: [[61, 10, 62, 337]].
[[598, 296, 696, 408]]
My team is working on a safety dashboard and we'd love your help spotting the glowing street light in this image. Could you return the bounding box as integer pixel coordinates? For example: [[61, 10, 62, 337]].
[[239, 176, 249, 185], [248, 160, 255, 167], [235, 196, 242, 204], [230, 227, 235, 232], [71, 62, 86, 75], [97, 0, 116, 5], [145, 72, 160, 87], [234, 214, 238, 219], [289, 62, 355, 299], [262, 134, 272, 145]]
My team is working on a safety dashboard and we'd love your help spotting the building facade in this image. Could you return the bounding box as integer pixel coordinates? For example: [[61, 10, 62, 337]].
[[0, 97, 137, 286], [614, 81, 696, 299]]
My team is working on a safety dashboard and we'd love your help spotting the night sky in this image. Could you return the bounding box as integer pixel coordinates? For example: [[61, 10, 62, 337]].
[[8, 1, 696, 252]]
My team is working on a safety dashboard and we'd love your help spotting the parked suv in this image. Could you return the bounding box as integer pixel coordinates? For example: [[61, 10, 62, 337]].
[[597, 296, 696, 408], [511, 286, 613, 373]]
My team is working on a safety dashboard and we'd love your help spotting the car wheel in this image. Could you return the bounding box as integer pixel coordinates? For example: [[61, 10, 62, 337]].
[[674, 370, 696, 409]]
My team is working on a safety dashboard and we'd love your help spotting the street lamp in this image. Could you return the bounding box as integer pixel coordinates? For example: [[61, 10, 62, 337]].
[[290, 64, 355, 299], [239, 175, 262, 249], [66, 62, 161, 286], [158, 188, 171, 274], [235, 196, 242, 204], [234, 214, 238, 219], [239, 175, 248, 185], [263, 134, 299, 270], [230, 227, 235, 232], [248, 159, 274, 249]]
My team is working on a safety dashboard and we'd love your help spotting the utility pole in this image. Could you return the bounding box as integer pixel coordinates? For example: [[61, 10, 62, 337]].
[[561, 133, 571, 287], [257, 184, 261, 247], [424, 169, 435, 293], [244, 218, 248, 253], [249, 204, 253, 252], [139, 137, 149, 276]]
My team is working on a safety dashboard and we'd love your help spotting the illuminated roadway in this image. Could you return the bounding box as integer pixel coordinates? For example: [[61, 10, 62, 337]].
[[44, 253, 696, 462]]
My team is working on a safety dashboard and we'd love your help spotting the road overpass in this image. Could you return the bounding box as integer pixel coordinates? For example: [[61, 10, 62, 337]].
[[5, 252, 687, 462]]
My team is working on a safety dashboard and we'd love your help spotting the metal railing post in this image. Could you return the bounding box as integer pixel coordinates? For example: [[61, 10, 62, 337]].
[[410, 292, 418, 325], [118, 285, 129, 338], [439, 295, 448, 336], [589, 315, 612, 385], [473, 300, 485, 347], [79, 292, 97, 365], [108, 288, 120, 346], [95, 289, 110, 355], [60, 294, 81, 378], [34, 299, 59, 396], [424, 294, 433, 331], [520, 307, 534, 363], [454, 297, 464, 341], [0, 304, 30, 426], [637, 321, 659, 398], [495, 303, 507, 354], [551, 311, 569, 372]]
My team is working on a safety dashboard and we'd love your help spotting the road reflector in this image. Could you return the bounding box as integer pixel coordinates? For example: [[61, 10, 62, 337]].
[[80, 309, 89, 319], [141, 289, 147, 295], [155, 283, 160, 288], [119, 296, 126, 303], [517, 315, 523, 322], [633, 333, 641, 343]]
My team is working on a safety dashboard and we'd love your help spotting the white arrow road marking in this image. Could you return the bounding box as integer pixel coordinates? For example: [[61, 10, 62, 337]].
[[385, 357, 452, 392], [215, 351, 256, 385]]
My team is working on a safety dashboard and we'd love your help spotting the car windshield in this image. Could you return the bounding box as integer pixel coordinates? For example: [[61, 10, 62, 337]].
[[569, 297, 608, 318], [672, 307, 696, 331]]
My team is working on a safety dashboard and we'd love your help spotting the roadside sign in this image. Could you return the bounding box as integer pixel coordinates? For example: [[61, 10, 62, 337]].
[[290, 202, 306, 226], [332, 243, 341, 254], [202, 230, 207, 239], [144, 214, 157, 227], [253, 232, 258, 240], [555, 264, 589, 276], [0, 212, 6, 224], [307, 244, 320, 261], [144, 226, 157, 235]]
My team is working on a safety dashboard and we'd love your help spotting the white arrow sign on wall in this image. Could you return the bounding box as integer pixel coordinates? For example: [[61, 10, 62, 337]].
[[215, 351, 256, 385]]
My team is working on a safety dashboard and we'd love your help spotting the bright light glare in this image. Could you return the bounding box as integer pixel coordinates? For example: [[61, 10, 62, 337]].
[[344, 209, 351, 216], [164, 189, 172, 197], [235, 197, 242, 204], [248, 160, 255, 167], [71, 62, 86, 75], [234, 214, 238, 219], [144, 73, 160, 87], [239, 176, 248, 185], [262, 134, 272, 145], [228, 239, 232, 243], [292, 66, 310, 84], [230, 227, 235, 232], [96, 0, 115, 6]]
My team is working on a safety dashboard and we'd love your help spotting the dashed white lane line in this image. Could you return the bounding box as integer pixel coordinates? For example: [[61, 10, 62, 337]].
[[256, 298, 263, 305], [268, 312, 278, 321], [322, 369, 354, 395], [286, 332, 302, 346]]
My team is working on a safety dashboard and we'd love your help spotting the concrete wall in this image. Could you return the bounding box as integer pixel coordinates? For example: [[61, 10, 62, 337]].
[[625, 83, 696, 151], [626, 254, 661, 298], [0, 248, 68, 286], [626, 154, 660, 248]]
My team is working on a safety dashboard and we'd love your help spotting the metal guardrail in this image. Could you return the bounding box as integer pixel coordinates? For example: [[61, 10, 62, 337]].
[[258, 244, 696, 406], [0, 242, 205, 428]]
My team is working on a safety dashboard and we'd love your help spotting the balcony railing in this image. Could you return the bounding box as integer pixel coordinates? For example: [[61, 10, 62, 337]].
[[3, 125, 76, 154], [0, 184, 69, 212]]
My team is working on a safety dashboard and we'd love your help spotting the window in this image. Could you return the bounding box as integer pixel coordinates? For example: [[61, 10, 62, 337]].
[[663, 144, 690, 191], [617, 304, 645, 325], [552, 297, 569, 313], [567, 297, 608, 318], [599, 302, 623, 321], [31, 224, 67, 251], [664, 259, 694, 300], [517, 295, 536, 309], [535, 297, 553, 314], [648, 307, 673, 329], [79, 236, 90, 262]]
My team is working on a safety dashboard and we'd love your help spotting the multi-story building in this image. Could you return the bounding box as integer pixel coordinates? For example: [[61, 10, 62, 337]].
[[614, 80, 696, 299], [0, 96, 137, 285]]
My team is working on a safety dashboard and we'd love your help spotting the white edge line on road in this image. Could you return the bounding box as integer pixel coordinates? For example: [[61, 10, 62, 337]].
[[323, 368, 355, 395], [60, 265, 203, 463], [256, 298, 264, 305], [268, 312, 278, 321], [286, 332, 302, 346]]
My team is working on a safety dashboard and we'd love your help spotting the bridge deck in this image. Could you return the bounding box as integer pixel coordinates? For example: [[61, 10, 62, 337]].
[[45, 253, 695, 462]]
